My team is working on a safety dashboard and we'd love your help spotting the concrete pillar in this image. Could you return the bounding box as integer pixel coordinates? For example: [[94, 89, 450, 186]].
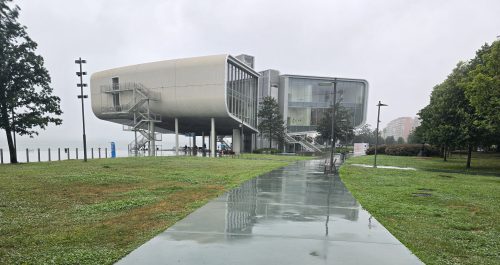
[[251, 133, 256, 153], [202, 131, 206, 157], [232, 129, 241, 154], [210, 118, 216, 157], [175, 118, 179, 156], [149, 121, 155, 156]]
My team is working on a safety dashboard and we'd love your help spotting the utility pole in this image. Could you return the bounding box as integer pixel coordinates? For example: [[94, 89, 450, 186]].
[[75, 58, 88, 162]]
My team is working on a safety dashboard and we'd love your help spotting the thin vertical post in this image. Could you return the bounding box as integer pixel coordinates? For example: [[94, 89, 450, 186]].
[[210, 118, 216, 157], [175, 118, 179, 156], [374, 101, 387, 168], [98, 148, 101, 158], [67, 148, 70, 160], [76, 57, 88, 162], [0, 148, 3, 164], [38, 148, 41, 162], [374, 103, 381, 168], [330, 79, 337, 172], [58, 148, 61, 161], [76, 148, 79, 159], [26, 148, 29, 163], [105, 148, 108, 158], [48, 148, 51, 162], [91, 148, 94, 159]]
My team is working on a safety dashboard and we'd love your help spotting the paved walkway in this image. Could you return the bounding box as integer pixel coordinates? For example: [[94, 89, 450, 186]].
[[117, 160, 423, 265]]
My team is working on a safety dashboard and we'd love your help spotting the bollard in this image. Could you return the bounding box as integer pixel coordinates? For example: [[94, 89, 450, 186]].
[[0, 148, 3, 164], [48, 148, 51, 162], [76, 148, 79, 160], [105, 148, 108, 158], [26, 148, 29, 163], [98, 148, 101, 159], [38, 148, 41, 162], [67, 148, 70, 160], [91, 148, 94, 159], [58, 148, 61, 161]]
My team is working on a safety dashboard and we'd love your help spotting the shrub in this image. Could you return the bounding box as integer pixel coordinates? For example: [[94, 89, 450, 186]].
[[253, 148, 280, 154], [366, 144, 439, 156], [366, 145, 387, 155]]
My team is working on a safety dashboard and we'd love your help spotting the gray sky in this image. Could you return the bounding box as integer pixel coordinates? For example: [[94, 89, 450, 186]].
[[1, 0, 499, 150]]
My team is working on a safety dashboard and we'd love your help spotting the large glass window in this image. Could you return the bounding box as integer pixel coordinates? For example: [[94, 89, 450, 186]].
[[287, 77, 367, 133], [226, 61, 258, 128]]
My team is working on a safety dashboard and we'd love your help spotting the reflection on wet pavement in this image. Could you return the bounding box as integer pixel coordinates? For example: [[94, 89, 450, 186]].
[[117, 160, 423, 265]]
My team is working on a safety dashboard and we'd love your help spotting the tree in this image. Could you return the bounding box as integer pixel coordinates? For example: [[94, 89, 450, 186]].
[[353, 124, 373, 144], [0, 0, 62, 163], [465, 41, 500, 149], [316, 104, 354, 146], [407, 127, 424, 144], [397, 137, 405, 144], [258, 96, 285, 149], [385, 136, 395, 145]]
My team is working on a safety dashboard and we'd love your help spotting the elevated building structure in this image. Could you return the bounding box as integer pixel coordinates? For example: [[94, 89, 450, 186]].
[[90, 54, 369, 155]]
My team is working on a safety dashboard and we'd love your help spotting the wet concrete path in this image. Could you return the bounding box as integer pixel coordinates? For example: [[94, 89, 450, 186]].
[[117, 160, 423, 265]]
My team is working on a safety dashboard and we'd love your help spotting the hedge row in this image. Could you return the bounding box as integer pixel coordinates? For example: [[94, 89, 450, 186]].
[[253, 148, 280, 154], [366, 144, 439, 156]]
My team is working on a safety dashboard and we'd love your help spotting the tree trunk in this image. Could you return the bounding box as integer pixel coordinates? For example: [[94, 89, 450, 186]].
[[5, 126, 18, 163], [466, 144, 472, 169], [269, 129, 272, 149], [443, 144, 447, 161]]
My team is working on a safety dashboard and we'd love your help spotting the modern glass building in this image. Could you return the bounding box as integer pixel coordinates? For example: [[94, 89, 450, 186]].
[[281, 75, 368, 133]]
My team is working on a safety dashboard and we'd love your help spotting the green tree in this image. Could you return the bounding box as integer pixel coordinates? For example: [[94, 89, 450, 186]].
[[258, 96, 285, 149], [407, 127, 424, 144], [0, 0, 62, 163], [397, 137, 405, 144], [385, 136, 395, 145], [465, 41, 500, 149], [316, 104, 354, 146], [418, 62, 488, 167], [353, 124, 371, 143]]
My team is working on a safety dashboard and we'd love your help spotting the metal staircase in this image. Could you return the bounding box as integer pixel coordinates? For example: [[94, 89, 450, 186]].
[[284, 133, 323, 153], [101, 82, 162, 156]]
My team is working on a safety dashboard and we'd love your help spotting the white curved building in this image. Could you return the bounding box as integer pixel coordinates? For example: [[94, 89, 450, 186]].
[[91, 54, 259, 156]]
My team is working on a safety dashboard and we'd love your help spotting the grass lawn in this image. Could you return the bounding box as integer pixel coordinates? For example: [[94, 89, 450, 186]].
[[0, 154, 310, 264], [340, 153, 500, 265]]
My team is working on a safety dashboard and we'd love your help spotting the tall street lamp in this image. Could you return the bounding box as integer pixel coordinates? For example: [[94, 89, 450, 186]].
[[319, 79, 337, 173], [374, 101, 388, 168], [75, 58, 88, 162]]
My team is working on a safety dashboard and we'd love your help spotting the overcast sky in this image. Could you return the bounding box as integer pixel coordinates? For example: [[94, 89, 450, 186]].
[[1, 0, 499, 150]]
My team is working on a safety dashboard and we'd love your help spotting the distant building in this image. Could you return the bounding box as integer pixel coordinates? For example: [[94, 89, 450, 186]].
[[382, 117, 417, 142]]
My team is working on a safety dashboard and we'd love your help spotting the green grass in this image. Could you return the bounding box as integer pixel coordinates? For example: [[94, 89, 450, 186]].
[[340, 153, 500, 265], [0, 154, 310, 264]]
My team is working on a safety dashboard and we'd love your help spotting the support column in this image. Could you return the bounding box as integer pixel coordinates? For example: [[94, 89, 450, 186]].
[[210, 118, 216, 157], [175, 118, 179, 156], [232, 129, 241, 154], [149, 121, 155, 156], [202, 131, 206, 157], [251, 133, 256, 153]]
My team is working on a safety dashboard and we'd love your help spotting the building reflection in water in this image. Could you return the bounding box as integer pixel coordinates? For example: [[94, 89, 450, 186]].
[[223, 161, 359, 235]]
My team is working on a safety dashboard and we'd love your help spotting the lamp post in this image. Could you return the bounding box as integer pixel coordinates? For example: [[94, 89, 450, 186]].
[[374, 101, 388, 168], [319, 79, 338, 173], [75, 58, 88, 162]]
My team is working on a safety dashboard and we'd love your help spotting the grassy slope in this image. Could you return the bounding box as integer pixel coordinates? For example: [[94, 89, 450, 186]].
[[0, 155, 310, 264], [340, 153, 500, 265]]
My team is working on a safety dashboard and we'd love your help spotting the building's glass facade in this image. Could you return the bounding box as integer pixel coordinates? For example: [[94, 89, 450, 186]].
[[226, 60, 258, 128], [287, 77, 367, 133]]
